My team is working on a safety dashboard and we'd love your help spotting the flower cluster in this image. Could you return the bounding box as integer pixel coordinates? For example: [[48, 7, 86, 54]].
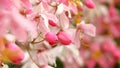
[[0, 0, 97, 68], [1, 0, 120, 68]]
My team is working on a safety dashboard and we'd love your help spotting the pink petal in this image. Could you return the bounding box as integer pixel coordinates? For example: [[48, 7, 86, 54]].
[[101, 38, 117, 52], [21, 0, 32, 10], [57, 0, 69, 6], [10, 9, 37, 39], [74, 30, 81, 48], [108, 5, 118, 18], [56, 4, 71, 18], [59, 12, 69, 30], [77, 22, 96, 37], [42, 1, 52, 12], [98, 57, 109, 68], [0, 20, 7, 36], [38, 18, 50, 35], [0, 11, 9, 36], [0, 0, 12, 9], [69, 4, 78, 14], [86, 58, 95, 68], [10, 20, 27, 42]]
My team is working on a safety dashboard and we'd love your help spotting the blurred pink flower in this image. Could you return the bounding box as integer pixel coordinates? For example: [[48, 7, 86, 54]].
[[77, 21, 96, 37], [0, 8, 37, 42], [3, 42, 24, 64], [85, 0, 95, 9]]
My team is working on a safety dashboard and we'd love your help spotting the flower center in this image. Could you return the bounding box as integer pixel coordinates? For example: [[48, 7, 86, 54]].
[[92, 51, 102, 60]]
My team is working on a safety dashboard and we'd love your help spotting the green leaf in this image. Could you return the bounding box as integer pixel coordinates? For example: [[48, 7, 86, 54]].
[[114, 61, 120, 68], [55, 57, 64, 68], [7, 63, 22, 68]]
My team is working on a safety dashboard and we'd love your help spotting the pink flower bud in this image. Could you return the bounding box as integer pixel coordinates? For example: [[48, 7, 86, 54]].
[[48, 20, 58, 26], [45, 32, 58, 46], [57, 31, 72, 45], [85, 0, 95, 9], [5, 42, 24, 64]]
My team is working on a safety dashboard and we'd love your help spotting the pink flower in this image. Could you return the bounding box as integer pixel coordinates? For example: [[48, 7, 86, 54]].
[[0, 8, 37, 42], [85, 0, 95, 9], [101, 38, 117, 53], [85, 43, 110, 68], [45, 32, 58, 46], [108, 5, 119, 22], [5, 42, 24, 64], [101, 38, 120, 60], [77, 21, 96, 37]]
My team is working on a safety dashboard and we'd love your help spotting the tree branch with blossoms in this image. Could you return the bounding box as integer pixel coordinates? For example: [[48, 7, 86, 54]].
[[0, 0, 100, 68]]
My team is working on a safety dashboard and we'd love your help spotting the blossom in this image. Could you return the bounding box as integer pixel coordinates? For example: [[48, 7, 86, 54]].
[[0, 0, 100, 68], [0, 37, 24, 64], [45, 32, 58, 46], [57, 31, 72, 45], [3, 42, 24, 64], [77, 21, 96, 37], [84, 0, 95, 9], [0, 8, 37, 42]]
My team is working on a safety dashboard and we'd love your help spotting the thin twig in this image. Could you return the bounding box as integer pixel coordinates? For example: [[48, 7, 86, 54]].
[[26, 45, 40, 67], [31, 39, 45, 44]]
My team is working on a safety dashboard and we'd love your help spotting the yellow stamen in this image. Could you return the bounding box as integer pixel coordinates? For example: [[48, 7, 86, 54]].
[[92, 51, 102, 60]]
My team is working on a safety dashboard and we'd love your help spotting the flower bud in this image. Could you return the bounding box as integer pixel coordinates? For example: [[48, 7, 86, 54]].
[[85, 0, 95, 9], [48, 20, 58, 26], [5, 42, 24, 64], [57, 31, 71, 45], [45, 32, 58, 46]]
